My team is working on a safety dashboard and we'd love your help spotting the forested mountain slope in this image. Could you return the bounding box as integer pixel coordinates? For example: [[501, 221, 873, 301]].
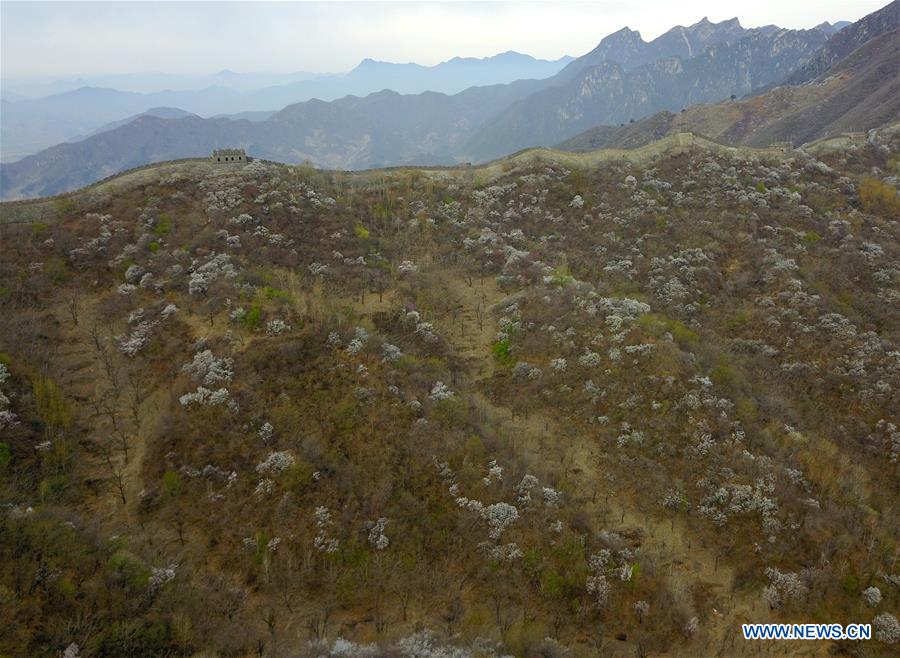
[[1, 128, 899, 657]]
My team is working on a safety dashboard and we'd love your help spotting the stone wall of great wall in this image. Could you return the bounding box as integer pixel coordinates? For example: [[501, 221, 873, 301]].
[[0, 158, 210, 225], [503, 133, 796, 170], [0, 132, 817, 225]]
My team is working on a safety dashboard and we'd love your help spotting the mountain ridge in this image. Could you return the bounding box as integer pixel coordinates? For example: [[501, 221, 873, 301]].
[[2, 7, 895, 200], [0, 51, 574, 161], [558, 27, 900, 152]]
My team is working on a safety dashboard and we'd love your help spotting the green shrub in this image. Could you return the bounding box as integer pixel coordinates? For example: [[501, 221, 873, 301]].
[[736, 398, 758, 424], [353, 223, 370, 240], [725, 311, 748, 332], [431, 397, 466, 428], [162, 471, 180, 497], [39, 474, 70, 502], [859, 177, 900, 217], [33, 376, 73, 432], [108, 550, 150, 589], [261, 285, 293, 303], [491, 338, 513, 366], [45, 257, 71, 284], [638, 313, 698, 347], [154, 213, 173, 236], [53, 198, 76, 215], [550, 264, 573, 286], [669, 321, 699, 347], [332, 398, 358, 432], [464, 435, 487, 461], [803, 230, 822, 244], [281, 460, 314, 495], [841, 574, 859, 594], [711, 362, 737, 387], [243, 303, 263, 331]]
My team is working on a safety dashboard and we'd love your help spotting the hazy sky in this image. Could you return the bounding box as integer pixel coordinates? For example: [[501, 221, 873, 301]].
[[0, 0, 888, 78]]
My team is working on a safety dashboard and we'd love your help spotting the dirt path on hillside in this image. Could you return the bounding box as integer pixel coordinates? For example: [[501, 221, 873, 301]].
[[426, 271, 776, 657]]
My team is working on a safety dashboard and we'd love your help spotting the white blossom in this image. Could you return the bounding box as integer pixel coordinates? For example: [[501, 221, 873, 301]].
[[683, 617, 699, 637], [266, 319, 291, 336], [258, 422, 274, 443], [255, 478, 275, 495], [428, 381, 455, 401], [578, 349, 602, 368], [382, 343, 403, 361], [481, 502, 518, 539], [148, 564, 177, 594], [255, 451, 295, 476], [160, 303, 178, 318], [182, 350, 234, 386], [586, 574, 610, 607], [179, 386, 235, 410], [368, 517, 390, 550], [482, 459, 503, 485], [117, 320, 157, 357], [863, 586, 882, 607], [188, 253, 238, 295], [874, 613, 900, 644], [634, 600, 650, 619]]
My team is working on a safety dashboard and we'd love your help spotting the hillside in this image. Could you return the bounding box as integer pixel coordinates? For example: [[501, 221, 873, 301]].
[[1, 127, 899, 657], [782, 0, 899, 86], [551, 16, 757, 84], [465, 26, 830, 161], [559, 26, 900, 152], [74, 107, 199, 140]]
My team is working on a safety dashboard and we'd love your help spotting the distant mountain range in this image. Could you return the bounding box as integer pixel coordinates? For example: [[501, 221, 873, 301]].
[[0, 70, 322, 97], [73, 107, 198, 140], [558, 25, 899, 151], [464, 22, 833, 161], [0, 52, 572, 161], [2, 3, 898, 200]]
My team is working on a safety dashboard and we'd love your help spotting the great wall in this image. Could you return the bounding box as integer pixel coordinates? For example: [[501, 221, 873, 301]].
[[0, 129, 883, 226]]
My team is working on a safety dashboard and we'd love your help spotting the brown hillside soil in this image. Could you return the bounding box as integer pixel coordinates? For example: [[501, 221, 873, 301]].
[[428, 272, 774, 657]]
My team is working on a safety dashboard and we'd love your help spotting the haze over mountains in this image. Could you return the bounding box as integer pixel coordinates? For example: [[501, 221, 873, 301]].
[[0, 52, 572, 162], [1, 3, 898, 200]]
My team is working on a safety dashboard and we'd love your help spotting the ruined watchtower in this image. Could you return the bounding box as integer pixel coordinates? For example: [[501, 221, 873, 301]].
[[211, 148, 247, 163]]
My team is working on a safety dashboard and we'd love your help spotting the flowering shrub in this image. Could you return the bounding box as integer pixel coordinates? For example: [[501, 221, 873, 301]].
[[179, 386, 236, 411], [188, 253, 238, 295], [482, 502, 518, 540], [265, 319, 291, 336], [367, 517, 389, 550], [874, 613, 900, 644], [182, 350, 234, 386], [428, 381, 454, 401], [117, 321, 157, 356], [255, 451, 295, 476]]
